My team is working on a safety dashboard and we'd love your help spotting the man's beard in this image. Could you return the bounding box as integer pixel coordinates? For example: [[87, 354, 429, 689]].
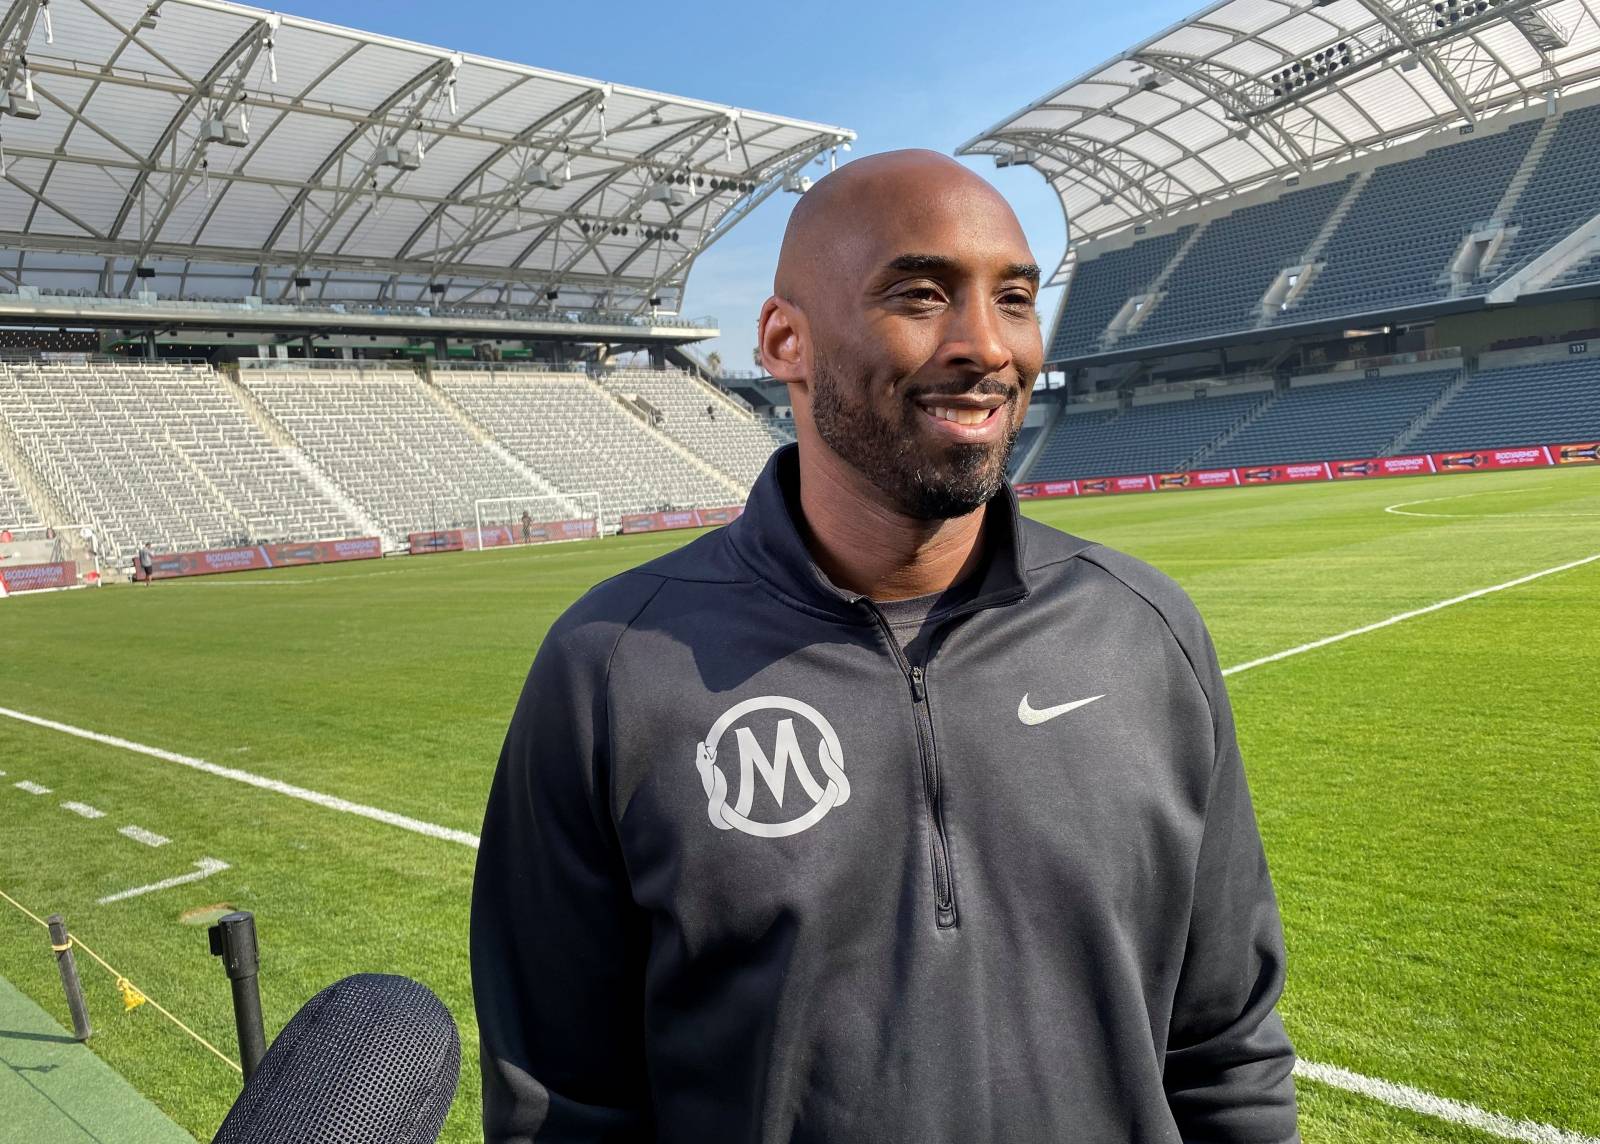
[[809, 348, 1020, 521]]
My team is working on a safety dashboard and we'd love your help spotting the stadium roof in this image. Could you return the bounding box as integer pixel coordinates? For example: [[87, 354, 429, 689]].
[[0, 0, 853, 313], [960, 0, 1600, 278]]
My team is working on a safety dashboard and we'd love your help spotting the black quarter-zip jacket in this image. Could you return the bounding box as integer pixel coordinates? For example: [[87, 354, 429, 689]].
[[472, 445, 1299, 1143]]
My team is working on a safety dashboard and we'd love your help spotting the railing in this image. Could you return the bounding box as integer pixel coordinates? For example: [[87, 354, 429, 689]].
[[237, 358, 420, 373], [0, 291, 720, 332], [431, 360, 588, 374]]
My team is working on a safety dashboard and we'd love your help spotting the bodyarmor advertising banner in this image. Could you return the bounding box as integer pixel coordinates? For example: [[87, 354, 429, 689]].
[[620, 506, 746, 534], [149, 537, 383, 579], [0, 560, 76, 593], [1011, 439, 1562, 501]]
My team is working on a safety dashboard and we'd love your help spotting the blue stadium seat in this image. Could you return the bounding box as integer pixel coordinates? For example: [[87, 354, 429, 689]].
[[1027, 390, 1266, 480], [1205, 370, 1458, 466], [1050, 227, 1193, 360], [1278, 123, 1539, 326], [1479, 105, 1600, 288], [1409, 357, 1600, 451], [1124, 178, 1353, 350]]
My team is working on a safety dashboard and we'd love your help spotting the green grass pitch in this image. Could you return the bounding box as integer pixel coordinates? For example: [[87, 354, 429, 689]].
[[1, 464, 1596, 1143]]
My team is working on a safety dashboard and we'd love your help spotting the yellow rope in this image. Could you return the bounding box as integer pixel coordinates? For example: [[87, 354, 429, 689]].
[[0, 884, 242, 1074]]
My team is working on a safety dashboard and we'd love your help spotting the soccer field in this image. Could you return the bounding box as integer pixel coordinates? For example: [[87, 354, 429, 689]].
[[2, 464, 1596, 1143]]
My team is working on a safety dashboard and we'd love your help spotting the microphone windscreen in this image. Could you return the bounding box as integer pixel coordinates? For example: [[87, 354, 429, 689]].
[[211, 973, 460, 1144]]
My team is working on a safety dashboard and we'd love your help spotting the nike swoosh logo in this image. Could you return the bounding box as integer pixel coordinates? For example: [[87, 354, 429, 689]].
[[1017, 693, 1105, 726]]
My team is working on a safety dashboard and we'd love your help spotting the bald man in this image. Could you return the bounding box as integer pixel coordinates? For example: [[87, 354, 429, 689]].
[[472, 151, 1299, 1143]]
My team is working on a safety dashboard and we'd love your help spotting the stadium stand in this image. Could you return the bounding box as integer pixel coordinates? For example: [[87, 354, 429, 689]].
[[1409, 358, 1600, 452], [1049, 227, 1193, 360], [1480, 104, 1600, 288], [237, 368, 551, 543], [1121, 178, 1355, 350], [433, 370, 743, 526], [602, 369, 777, 486], [1205, 370, 1460, 467], [1555, 253, 1600, 289], [0, 361, 356, 564], [1278, 123, 1541, 325], [1027, 389, 1268, 480], [1008, 425, 1043, 476], [0, 455, 37, 526]]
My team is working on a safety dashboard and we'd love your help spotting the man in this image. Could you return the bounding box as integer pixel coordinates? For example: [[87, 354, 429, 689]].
[[138, 541, 154, 586], [473, 150, 1298, 1142]]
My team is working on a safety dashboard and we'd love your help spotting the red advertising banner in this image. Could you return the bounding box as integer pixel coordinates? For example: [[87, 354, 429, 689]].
[[1015, 479, 1078, 499], [1552, 441, 1600, 465], [0, 560, 76, 593], [464, 519, 599, 548], [409, 530, 464, 555], [149, 536, 383, 579], [412, 519, 600, 554], [1237, 463, 1331, 485], [620, 505, 745, 534], [1010, 438, 1566, 502], [1430, 445, 1552, 472]]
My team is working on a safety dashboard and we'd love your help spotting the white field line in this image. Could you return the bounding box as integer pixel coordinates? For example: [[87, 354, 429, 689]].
[[1385, 485, 1598, 520], [118, 825, 169, 848], [97, 858, 230, 905], [0, 705, 480, 849], [61, 801, 105, 819], [13, 780, 51, 794], [1296, 1061, 1600, 1143], [1222, 552, 1600, 676], [173, 540, 689, 587]]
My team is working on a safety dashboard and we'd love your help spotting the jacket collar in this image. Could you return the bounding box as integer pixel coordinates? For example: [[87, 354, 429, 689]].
[[726, 443, 1030, 623]]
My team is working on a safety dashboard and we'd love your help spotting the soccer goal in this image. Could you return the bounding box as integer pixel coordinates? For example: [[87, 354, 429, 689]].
[[470, 492, 604, 551], [0, 522, 100, 591]]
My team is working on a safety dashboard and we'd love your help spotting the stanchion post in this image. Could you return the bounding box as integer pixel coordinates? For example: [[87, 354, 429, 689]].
[[208, 911, 266, 1082], [45, 914, 92, 1041]]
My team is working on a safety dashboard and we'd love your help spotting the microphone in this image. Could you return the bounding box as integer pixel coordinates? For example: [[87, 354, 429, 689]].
[[211, 973, 460, 1144]]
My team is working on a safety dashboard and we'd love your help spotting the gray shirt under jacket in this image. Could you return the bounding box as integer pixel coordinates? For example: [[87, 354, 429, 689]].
[[471, 443, 1299, 1144]]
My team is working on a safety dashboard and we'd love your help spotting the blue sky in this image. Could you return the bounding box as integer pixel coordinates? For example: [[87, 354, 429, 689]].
[[270, 0, 1198, 369]]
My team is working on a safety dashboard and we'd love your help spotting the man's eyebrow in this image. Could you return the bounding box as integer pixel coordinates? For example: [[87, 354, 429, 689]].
[[883, 253, 958, 275], [881, 254, 1041, 285]]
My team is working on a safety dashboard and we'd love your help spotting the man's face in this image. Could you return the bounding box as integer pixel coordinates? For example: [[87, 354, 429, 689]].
[[802, 182, 1043, 520]]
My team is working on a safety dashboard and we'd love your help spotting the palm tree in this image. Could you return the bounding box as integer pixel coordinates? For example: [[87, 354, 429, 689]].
[[706, 350, 724, 377]]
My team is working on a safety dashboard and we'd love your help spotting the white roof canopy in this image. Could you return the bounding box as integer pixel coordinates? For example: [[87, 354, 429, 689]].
[[0, 0, 853, 312], [960, 0, 1600, 277]]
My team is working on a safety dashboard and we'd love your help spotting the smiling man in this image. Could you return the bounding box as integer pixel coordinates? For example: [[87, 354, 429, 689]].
[[472, 150, 1299, 1143]]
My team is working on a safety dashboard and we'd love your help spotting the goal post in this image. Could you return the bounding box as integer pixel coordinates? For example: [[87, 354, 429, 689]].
[[470, 492, 604, 551]]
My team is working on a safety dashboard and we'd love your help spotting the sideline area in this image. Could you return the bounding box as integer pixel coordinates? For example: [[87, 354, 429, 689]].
[[0, 971, 193, 1143]]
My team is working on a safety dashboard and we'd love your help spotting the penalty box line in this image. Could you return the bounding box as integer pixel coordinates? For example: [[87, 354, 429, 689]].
[[3, 552, 1600, 1141]]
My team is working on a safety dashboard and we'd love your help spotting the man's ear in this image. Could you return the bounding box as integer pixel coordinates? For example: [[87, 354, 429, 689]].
[[758, 296, 807, 387]]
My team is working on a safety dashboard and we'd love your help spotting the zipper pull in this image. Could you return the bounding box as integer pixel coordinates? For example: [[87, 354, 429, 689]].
[[909, 665, 926, 701]]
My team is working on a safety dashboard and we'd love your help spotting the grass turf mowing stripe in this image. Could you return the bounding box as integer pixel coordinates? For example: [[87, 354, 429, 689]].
[[0, 704, 481, 849], [1297, 1062, 1600, 1144], [1220, 552, 1600, 676]]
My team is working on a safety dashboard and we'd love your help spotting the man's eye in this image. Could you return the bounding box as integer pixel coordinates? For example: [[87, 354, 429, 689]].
[[901, 287, 943, 303], [1000, 293, 1035, 309]]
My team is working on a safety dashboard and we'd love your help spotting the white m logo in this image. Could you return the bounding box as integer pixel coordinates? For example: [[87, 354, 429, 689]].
[[695, 696, 850, 838]]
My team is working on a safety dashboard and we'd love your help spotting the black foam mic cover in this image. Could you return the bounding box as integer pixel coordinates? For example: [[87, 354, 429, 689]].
[[211, 973, 460, 1144]]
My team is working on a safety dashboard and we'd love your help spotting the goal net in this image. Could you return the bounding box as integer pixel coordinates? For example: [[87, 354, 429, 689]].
[[470, 492, 603, 550]]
